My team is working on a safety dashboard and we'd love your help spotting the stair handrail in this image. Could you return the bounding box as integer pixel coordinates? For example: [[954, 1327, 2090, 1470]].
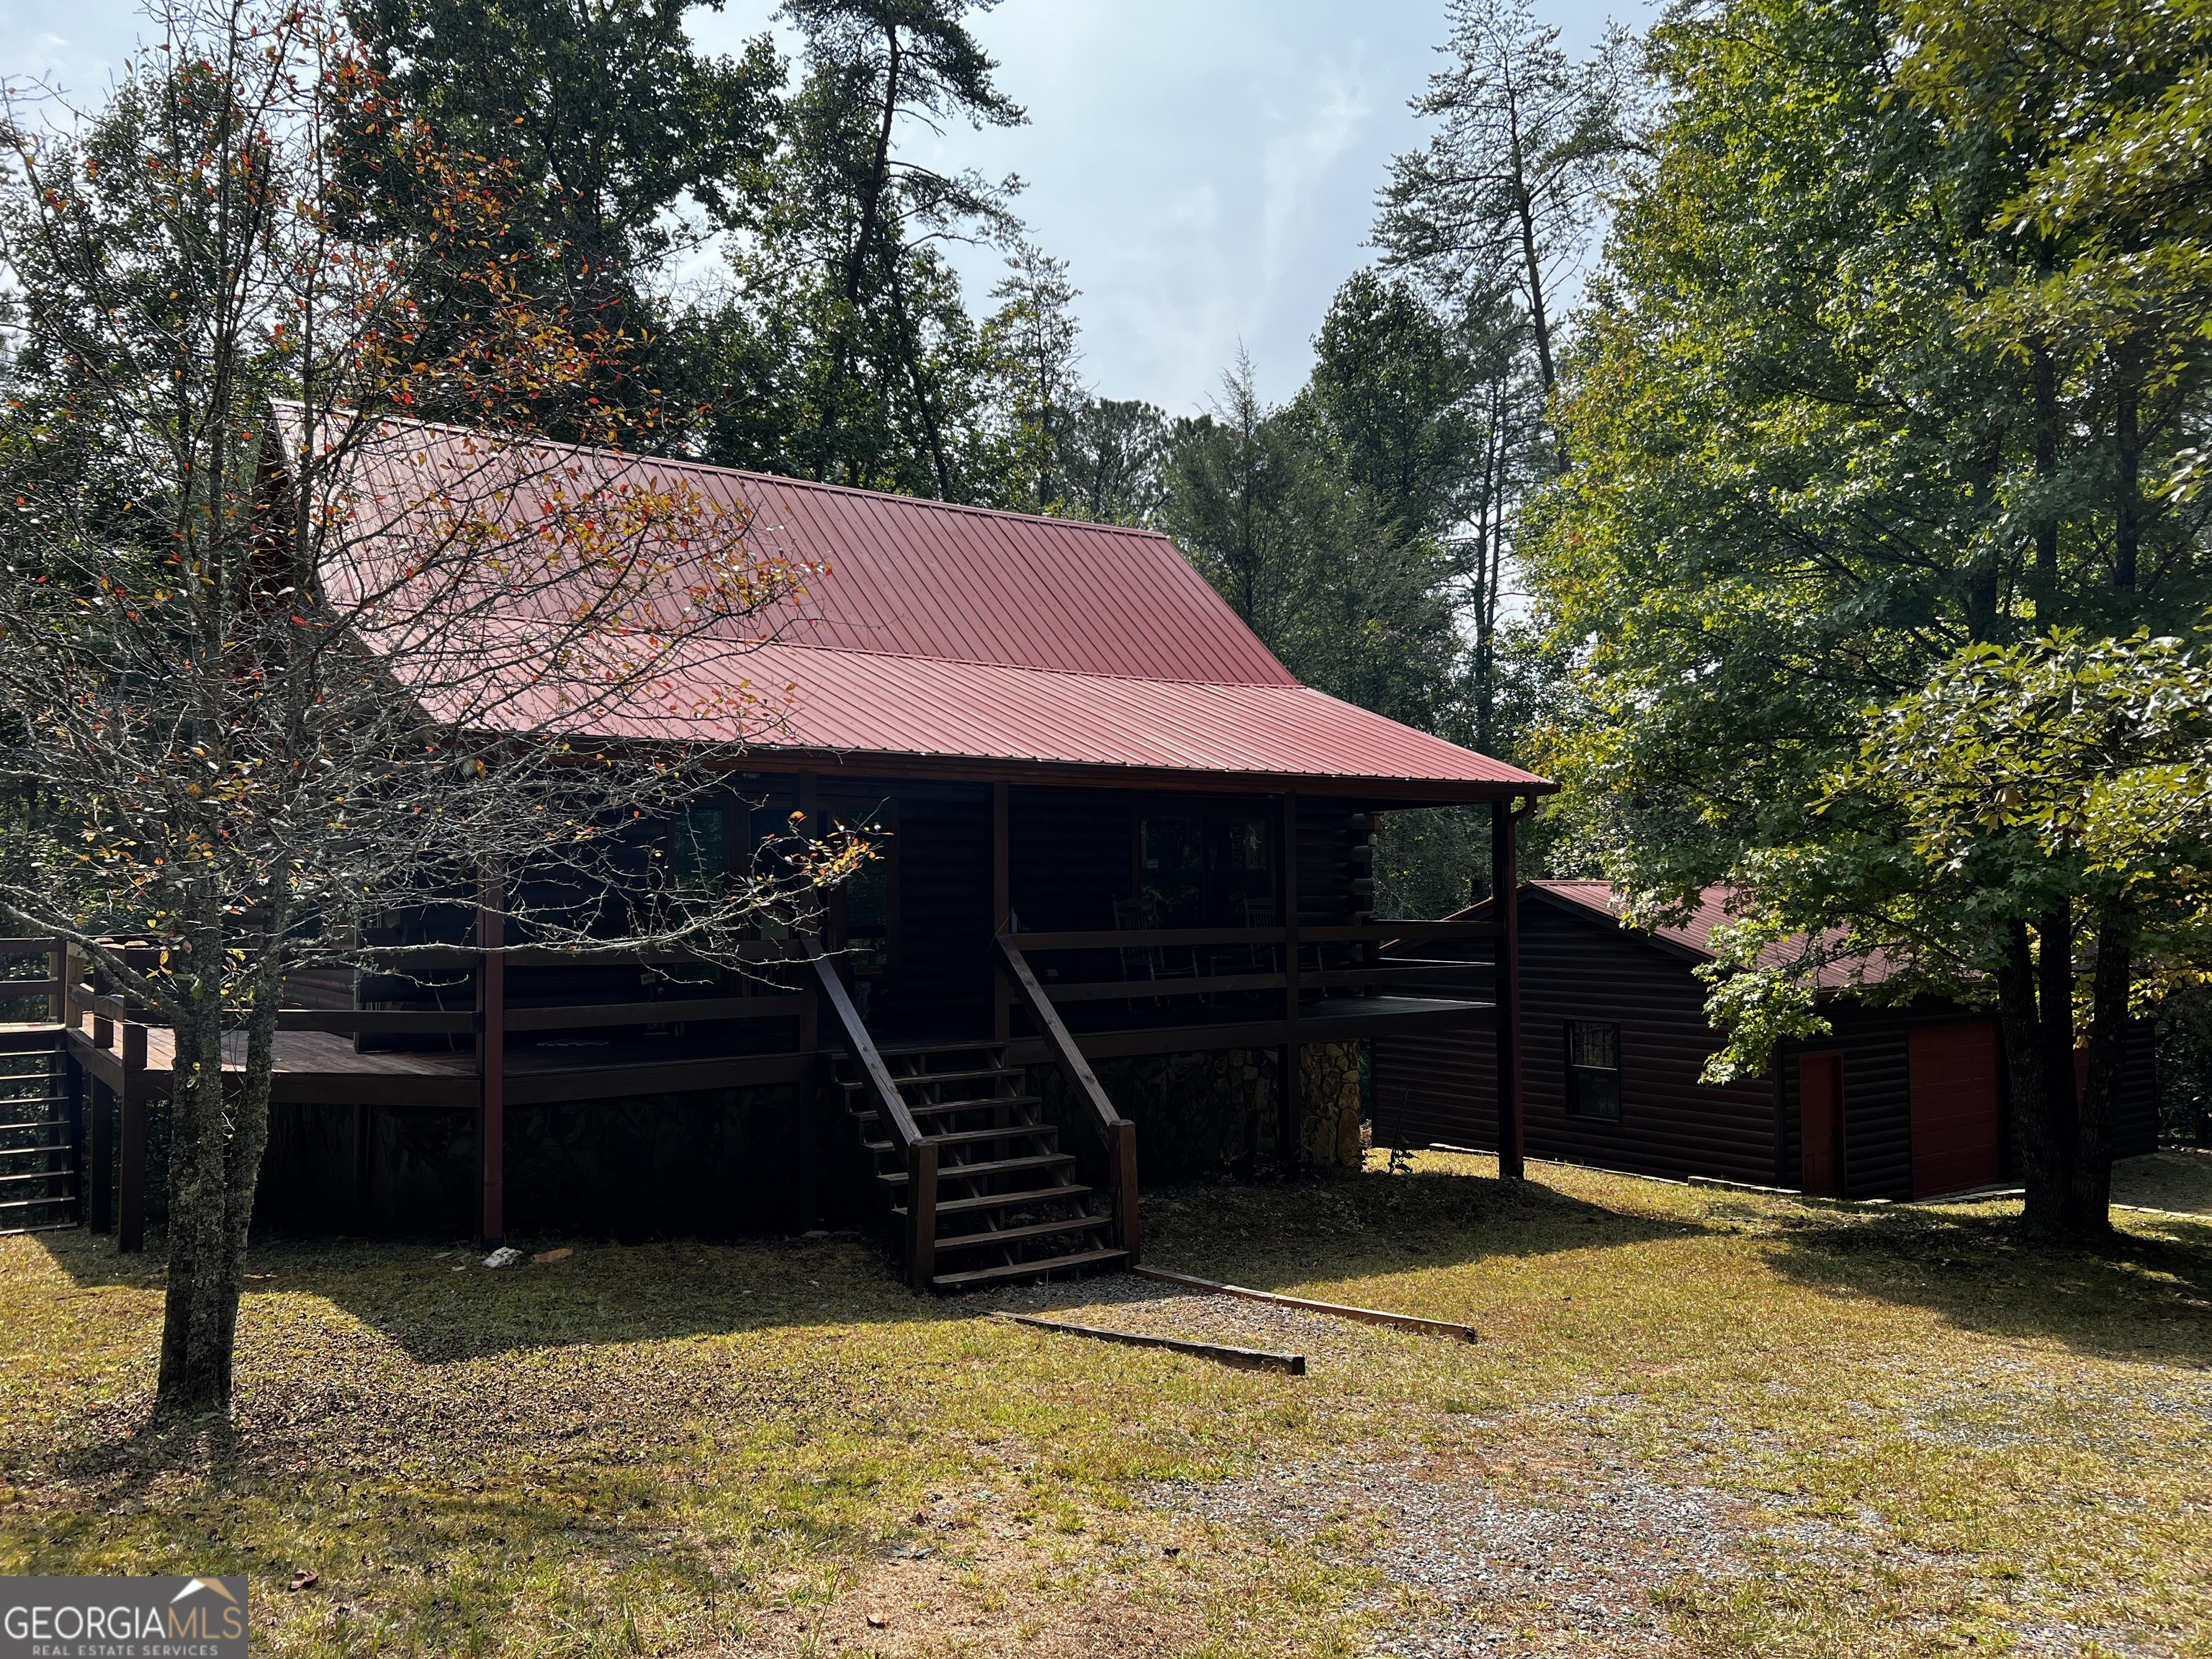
[[995, 932, 1140, 1263], [800, 934, 922, 1152]]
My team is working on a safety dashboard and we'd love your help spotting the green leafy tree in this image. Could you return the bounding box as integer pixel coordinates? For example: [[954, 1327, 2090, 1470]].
[[692, 0, 1025, 501], [985, 243, 1083, 512], [343, 0, 781, 428], [1835, 632, 2212, 1226], [1527, 0, 2212, 1235], [1058, 397, 1172, 527]]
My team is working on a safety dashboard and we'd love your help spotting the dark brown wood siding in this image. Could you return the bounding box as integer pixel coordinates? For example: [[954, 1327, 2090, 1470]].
[[1372, 892, 1781, 1184]]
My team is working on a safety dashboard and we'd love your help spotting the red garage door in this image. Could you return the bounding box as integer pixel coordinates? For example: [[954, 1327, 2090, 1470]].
[[1909, 1022, 2002, 1198]]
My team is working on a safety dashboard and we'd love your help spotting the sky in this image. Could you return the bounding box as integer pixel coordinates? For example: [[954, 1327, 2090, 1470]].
[[1, 0, 1623, 415]]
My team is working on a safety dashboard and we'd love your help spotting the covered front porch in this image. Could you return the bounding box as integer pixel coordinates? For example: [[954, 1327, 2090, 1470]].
[[40, 768, 1536, 1290]]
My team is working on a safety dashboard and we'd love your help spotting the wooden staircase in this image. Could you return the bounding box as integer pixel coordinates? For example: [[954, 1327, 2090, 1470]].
[[803, 935, 1138, 1292], [0, 1045, 78, 1237], [835, 1039, 1127, 1291]]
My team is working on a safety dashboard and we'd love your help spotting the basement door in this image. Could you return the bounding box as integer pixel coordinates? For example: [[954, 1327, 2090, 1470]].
[[1907, 1022, 2002, 1199], [1798, 1053, 1845, 1198]]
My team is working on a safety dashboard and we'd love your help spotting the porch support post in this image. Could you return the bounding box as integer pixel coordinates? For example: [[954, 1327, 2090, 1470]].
[[86, 1076, 113, 1235], [992, 781, 1011, 1040], [477, 861, 506, 1249], [1278, 792, 1301, 1168], [117, 1020, 146, 1253], [1491, 798, 1524, 1180]]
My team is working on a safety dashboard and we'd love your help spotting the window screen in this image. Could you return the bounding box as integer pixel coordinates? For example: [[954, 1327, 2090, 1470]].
[[1565, 1020, 1622, 1121]]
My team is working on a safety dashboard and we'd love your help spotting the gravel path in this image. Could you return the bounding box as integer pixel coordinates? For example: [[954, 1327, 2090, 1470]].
[[1157, 1456, 1738, 1655], [983, 1276, 1740, 1652]]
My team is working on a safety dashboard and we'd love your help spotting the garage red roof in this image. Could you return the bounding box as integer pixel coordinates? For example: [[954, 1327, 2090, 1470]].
[[295, 413, 1551, 799], [1526, 881, 1895, 991]]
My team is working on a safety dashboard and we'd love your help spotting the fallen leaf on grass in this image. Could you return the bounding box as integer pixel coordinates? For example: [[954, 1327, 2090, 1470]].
[[287, 1569, 318, 1591], [865, 1610, 888, 1629], [531, 1248, 572, 1264]]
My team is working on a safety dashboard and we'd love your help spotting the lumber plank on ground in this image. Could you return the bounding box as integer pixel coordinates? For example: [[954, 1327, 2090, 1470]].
[[989, 1310, 1305, 1375], [1132, 1266, 1478, 1341]]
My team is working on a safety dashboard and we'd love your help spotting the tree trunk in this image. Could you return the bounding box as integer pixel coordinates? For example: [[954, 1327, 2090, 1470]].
[[2071, 902, 2131, 1238], [153, 947, 284, 1418], [2002, 917, 2067, 1233], [156, 988, 236, 1416]]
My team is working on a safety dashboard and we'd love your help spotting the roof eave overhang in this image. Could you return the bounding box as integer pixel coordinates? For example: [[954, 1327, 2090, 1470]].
[[712, 743, 1556, 804]]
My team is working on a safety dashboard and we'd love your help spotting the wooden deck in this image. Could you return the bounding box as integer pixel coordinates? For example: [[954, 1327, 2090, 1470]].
[[41, 912, 1504, 1259]]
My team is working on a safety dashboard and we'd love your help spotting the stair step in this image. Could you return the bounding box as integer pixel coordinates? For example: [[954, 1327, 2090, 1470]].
[[0, 1192, 76, 1212], [837, 1066, 1022, 1092], [864, 1038, 1007, 1059], [850, 1094, 1043, 1123], [861, 1123, 1059, 1155], [894, 1183, 1095, 1218], [0, 1169, 77, 1190], [878, 1152, 1074, 1186], [930, 1247, 1130, 1292], [930, 1214, 1111, 1254]]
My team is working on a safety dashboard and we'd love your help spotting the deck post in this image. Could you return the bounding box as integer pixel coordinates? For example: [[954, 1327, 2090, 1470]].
[[904, 1138, 938, 1290], [91, 960, 112, 1053], [117, 1022, 147, 1253], [1109, 1118, 1141, 1263], [477, 862, 506, 1249], [1491, 798, 1524, 1179], [992, 782, 1011, 1040], [1277, 792, 1301, 1168], [86, 1078, 112, 1234]]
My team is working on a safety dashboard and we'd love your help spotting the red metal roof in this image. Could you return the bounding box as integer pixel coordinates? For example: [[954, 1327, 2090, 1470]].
[[295, 413, 1551, 798], [1526, 881, 1894, 991]]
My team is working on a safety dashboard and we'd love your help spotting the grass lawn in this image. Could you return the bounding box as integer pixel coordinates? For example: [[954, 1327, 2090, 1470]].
[[3, 1152, 2208, 1657]]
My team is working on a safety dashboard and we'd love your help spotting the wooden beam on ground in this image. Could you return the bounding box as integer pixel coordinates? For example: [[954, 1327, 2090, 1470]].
[[1131, 1267, 1479, 1341], [990, 1311, 1305, 1375]]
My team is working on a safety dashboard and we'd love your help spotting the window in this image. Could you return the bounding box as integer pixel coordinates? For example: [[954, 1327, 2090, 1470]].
[[1565, 1020, 1622, 1121], [1138, 813, 1271, 927], [672, 805, 725, 894]]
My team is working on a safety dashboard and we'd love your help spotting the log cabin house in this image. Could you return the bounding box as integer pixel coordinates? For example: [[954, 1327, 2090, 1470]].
[[1, 431, 1554, 1291], [1374, 880, 2158, 1200]]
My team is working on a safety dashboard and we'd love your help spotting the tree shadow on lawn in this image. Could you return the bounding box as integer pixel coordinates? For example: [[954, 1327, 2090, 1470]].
[[31, 1168, 1694, 1370], [1755, 1202, 2212, 1368], [16, 1404, 760, 1635], [32, 1225, 937, 1362], [1141, 1164, 1707, 1287]]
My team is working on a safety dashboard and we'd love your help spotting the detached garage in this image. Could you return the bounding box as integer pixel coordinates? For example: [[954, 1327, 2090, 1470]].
[[1375, 881, 2157, 1200]]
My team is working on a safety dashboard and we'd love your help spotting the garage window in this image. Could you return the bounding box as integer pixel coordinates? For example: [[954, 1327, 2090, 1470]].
[[1565, 1021, 1622, 1122]]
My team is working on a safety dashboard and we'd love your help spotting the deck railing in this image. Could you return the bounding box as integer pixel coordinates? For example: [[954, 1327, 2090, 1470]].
[[994, 935, 1141, 1262], [800, 934, 938, 1287], [1000, 920, 1497, 1006]]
